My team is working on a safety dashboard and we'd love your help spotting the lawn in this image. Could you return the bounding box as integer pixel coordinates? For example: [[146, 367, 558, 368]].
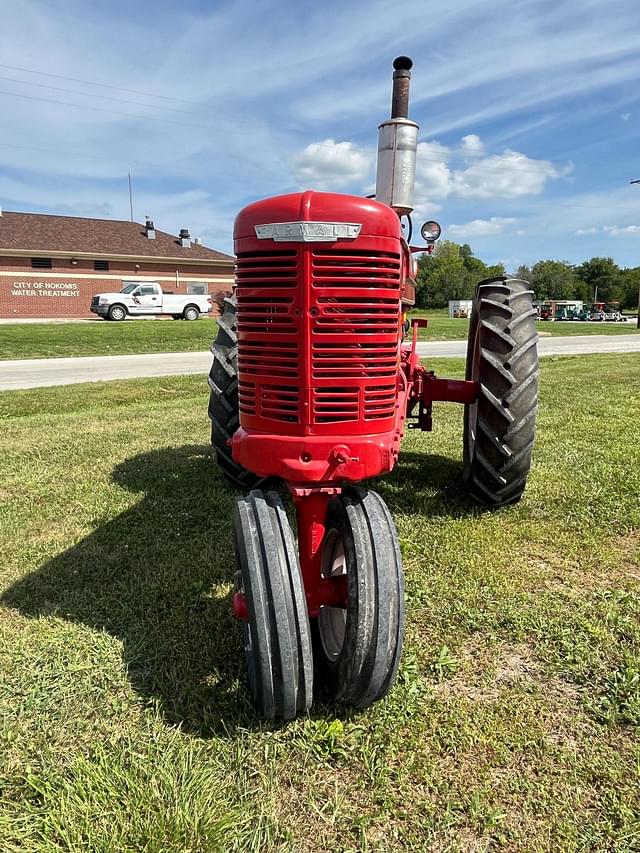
[[1, 354, 639, 851], [0, 315, 638, 360], [407, 312, 640, 341], [0, 318, 220, 360]]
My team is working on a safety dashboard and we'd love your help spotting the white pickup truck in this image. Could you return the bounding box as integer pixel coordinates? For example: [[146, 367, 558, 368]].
[[90, 282, 213, 321]]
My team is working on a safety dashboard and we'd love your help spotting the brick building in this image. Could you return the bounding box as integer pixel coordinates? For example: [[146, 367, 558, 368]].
[[0, 210, 234, 319]]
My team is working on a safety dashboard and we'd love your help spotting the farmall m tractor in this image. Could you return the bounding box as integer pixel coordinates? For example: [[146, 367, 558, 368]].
[[208, 58, 539, 719]]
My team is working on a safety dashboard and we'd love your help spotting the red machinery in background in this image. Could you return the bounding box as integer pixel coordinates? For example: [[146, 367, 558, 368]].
[[208, 57, 539, 719]]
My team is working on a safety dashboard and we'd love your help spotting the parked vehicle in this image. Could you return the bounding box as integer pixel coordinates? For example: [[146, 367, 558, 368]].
[[90, 282, 212, 321], [604, 301, 623, 322]]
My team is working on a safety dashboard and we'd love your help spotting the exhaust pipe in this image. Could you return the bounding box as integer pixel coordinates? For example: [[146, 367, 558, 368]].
[[375, 56, 419, 216]]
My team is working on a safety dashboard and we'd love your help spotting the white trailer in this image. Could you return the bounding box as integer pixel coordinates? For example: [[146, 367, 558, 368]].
[[448, 299, 472, 318]]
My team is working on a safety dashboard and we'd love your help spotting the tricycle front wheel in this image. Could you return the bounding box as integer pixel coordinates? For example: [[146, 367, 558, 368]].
[[313, 487, 404, 709], [234, 490, 313, 720]]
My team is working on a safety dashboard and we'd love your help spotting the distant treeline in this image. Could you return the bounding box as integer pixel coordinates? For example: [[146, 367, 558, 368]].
[[416, 241, 640, 310]]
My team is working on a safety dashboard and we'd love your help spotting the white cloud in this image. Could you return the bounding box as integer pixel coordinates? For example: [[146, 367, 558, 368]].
[[292, 139, 373, 191], [604, 224, 640, 236], [291, 133, 567, 216], [451, 150, 567, 199], [580, 224, 640, 237], [622, 113, 631, 121], [460, 134, 485, 157], [414, 142, 453, 200], [448, 217, 516, 237]]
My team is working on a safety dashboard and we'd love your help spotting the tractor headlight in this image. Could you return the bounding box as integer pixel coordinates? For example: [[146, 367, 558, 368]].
[[421, 220, 441, 243]]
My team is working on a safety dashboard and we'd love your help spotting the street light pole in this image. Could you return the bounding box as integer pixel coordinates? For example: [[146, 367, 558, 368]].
[[631, 180, 640, 329]]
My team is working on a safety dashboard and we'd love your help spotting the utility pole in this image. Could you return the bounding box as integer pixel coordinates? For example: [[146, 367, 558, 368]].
[[128, 172, 134, 223], [631, 179, 640, 329]]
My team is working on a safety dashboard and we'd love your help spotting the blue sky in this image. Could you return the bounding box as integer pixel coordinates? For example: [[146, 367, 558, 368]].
[[0, 0, 639, 269]]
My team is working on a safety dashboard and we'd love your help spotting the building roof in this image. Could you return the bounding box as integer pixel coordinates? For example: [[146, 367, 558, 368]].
[[0, 211, 233, 263]]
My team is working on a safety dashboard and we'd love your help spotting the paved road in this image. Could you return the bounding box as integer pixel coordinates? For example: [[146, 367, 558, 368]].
[[1, 334, 639, 391]]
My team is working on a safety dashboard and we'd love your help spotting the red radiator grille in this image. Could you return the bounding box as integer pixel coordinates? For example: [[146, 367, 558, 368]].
[[236, 250, 300, 422], [235, 250, 298, 288], [260, 384, 301, 422], [364, 383, 397, 420], [313, 387, 359, 423], [308, 247, 401, 425], [312, 342, 398, 379], [237, 340, 299, 378], [238, 380, 256, 416], [311, 248, 401, 287], [236, 246, 401, 429], [236, 294, 297, 334], [238, 379, 300, 423], [314, 296, 399, 334]]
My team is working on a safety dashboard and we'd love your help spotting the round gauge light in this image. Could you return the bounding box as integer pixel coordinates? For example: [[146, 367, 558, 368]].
[[421, 220, 442, 243]]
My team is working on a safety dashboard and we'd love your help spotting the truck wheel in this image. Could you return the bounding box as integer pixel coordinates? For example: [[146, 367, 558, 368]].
[[208, 296, 264, 489], [313, 487, 404, 709], [234, 490, 313, 720], [183, 305, 200, 321], [463, 277, 539, 506], [108, 304, 127, 322]]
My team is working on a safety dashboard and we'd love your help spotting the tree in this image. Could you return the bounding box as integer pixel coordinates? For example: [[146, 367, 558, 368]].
[[621, 267, 640, 311], [576, 257, 624, 304], [530, 260, 577, 301], [515, 264, 532, 284], [416, 241, 505, 309], [415, 241, 467, 308]]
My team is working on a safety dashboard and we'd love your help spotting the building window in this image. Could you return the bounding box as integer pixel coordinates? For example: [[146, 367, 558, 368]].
[[186, 282, 208, 295], [31, 257, 52, 269], [94, 260, 109, 271]]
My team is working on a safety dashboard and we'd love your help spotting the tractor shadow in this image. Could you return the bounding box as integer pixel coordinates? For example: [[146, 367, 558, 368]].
[[2, 444, 477, 737], [2, 444, 260, 738], [373, 450, 479, 518]]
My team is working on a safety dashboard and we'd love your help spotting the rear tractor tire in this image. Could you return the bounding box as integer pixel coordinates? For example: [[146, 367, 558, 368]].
[[234, 490, 313, 720], [207, 296, 264, 489], [463, 277, 539, 506], [312, 487, 405, 709]]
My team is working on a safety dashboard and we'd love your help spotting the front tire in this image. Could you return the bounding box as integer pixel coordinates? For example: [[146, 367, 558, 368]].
[[463, 277, 539, 506], [108, 304, 127, 322], [313, 487, 404, 709], [207, 297, 264, 488], [183, 305, 200, 321], [234, 490, 313, 720]]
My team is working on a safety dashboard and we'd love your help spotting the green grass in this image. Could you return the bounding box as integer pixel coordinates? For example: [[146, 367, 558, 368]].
[[407, 311, 640, 341], [1, 314, 637, 360], [0, 318, 219, 360], [1, 354, 639, 851]]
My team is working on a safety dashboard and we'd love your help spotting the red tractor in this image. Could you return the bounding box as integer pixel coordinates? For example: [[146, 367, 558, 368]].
[[208, 58, 539, 719]]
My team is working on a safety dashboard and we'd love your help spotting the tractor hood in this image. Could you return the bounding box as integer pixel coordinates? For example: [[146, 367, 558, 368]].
[[234, 191, 402, 243]]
